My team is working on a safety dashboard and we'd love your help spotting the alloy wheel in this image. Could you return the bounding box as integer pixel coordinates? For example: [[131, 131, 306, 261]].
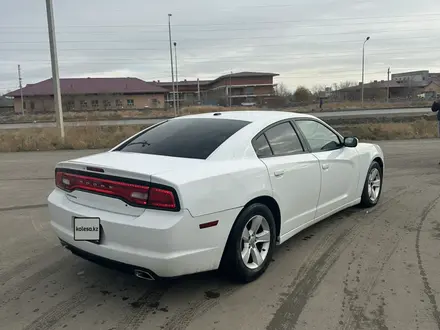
[[367, 167, 381, 203], [240, 215, 271, 269]]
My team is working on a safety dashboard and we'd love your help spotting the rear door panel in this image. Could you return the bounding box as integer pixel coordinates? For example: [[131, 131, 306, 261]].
[[260, 155, 321, 236]]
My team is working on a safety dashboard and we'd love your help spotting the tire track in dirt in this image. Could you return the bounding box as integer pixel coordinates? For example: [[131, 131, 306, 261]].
[[115, 282, 171, 330], [266, 186, 408, 330], [160, 281, 239, 330], [160, 207, 357, 330], [21, 272, 169, 330], [267, 226, 360, 330], [23, 282, 99, 330], [0, 255, 75, 307], [341, 240, 400, 330], [0, 246, 63, 286], [0, 204, 47, 212], [160, 186, 406, 330], [339, 187, 418, 330], [415, 194, 440, 328]]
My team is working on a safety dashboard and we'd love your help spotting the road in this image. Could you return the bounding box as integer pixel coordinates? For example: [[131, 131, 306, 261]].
[[0, 107, 432, 130], [1, 140, 440, 330]]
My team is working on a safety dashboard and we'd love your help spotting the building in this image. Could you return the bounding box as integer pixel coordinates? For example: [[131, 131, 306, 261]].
[[337, 70, 440, 101], [391, 70, 431, 83], [5, 77, 168, 113], [156, 71, 279, 107], [0, 96, 14, 114]]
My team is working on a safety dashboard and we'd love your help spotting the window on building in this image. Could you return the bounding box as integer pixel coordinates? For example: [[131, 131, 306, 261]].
[[91, 100, 99, 109], [30, 101, 35, 110], [103, 100, 111, 109], [127, 99, 135, 107], [65, 101, 75, 111], [245, 87, 255, 95], [80, 100, 88, 109], [23, 102, 26, 110], [116, 99, 123, 108], [151, 98, 158, 107]]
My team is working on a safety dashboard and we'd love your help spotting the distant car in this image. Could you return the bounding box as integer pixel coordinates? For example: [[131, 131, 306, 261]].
[[48, 111, 384, 283]]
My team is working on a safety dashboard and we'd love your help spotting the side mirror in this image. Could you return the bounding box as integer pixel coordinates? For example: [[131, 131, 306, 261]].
[[344, 136, 358, 148]]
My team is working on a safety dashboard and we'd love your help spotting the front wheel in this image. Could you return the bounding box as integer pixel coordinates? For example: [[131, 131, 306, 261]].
[[220, 203, 276, 283], [359, 160, 383, 207]]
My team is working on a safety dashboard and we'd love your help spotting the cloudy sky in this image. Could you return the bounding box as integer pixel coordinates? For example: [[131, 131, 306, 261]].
[[1, 0, 440, 94]]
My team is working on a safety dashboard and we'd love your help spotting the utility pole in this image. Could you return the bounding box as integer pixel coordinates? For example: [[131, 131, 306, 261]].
[[229, 71, 232, 107], [45, 0, 64, 140], [197, 78, 201, 104], [173, 41, 179, 115], [361, 36, 370, 108], [18, 65, 24, 115], [168, 14, 176, 116], [387, 67, 391, 103]]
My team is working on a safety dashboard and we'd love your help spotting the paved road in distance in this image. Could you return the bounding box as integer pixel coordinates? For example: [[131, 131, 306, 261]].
[[0, 107, 432, 130]]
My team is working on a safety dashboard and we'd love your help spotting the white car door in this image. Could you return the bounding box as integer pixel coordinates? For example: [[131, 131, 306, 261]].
[[294, 118, 360, 219], [253, 120, 321, 237]]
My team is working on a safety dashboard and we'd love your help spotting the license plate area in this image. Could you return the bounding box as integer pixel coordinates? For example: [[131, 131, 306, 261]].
[[74, 217, 101, 243]]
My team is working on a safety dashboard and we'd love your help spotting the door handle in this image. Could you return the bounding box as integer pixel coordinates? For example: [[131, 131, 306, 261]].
[[322, 164, 329, 170], [274, 170, 285, 177]]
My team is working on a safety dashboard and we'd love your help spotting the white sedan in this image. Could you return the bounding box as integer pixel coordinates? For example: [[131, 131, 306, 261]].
[[48, 111, 384, 283]]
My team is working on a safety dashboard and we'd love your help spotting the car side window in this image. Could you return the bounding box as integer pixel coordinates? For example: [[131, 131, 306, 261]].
[[263, 122, 304, 156], [295, 120, 342, 152], [253, 134, 273, 157]]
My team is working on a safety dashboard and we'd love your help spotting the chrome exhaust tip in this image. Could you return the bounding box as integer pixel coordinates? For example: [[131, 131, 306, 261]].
[[134, 269, 155, 281]]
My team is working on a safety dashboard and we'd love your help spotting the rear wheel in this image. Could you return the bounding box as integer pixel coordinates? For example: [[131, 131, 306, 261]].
[[220, 203, 276, 283], [359, 160, 383, 207]]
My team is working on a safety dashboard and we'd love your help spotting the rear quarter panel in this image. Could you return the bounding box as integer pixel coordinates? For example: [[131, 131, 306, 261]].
[[153, 160, 272, 217], [355, 142, 385, 197]]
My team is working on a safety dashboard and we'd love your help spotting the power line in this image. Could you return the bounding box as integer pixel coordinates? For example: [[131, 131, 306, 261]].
[[1, 33, 437, 49], [2, 31, 437, 45], [3, 18, 440, 36], [2, 12, 440, 29], [2, 45, 438, 58]]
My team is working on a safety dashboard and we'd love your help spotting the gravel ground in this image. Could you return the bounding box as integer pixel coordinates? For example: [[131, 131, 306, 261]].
[[1, 140, 440, 330]]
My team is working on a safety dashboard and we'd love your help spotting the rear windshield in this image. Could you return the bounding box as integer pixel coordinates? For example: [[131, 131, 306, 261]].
[[114, 118, 250, 159]]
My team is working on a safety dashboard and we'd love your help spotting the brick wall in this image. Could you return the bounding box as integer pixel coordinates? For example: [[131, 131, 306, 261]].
[[14, 93, 166, 113]]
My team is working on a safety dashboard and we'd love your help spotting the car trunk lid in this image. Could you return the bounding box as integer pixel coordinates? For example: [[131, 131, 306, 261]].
[[55, 151, 204, 216]]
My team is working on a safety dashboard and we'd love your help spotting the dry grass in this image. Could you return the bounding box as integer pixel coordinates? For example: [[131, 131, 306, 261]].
[[0, 101, 431, 124], [0, 125, 146, 152], [0, 119, 438, 153], [336, 119, 438, 140]]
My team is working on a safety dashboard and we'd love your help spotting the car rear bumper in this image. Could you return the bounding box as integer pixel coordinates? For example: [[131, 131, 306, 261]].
[[48, 189, 241, 278]]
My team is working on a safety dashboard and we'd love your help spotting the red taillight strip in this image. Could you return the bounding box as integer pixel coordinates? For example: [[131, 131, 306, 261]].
[[55, 169, 178, 211], [56, 171, 150, 205]]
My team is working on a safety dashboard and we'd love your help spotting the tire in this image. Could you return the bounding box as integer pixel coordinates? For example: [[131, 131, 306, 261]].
[[359, 160, 383, 208], [220, 203, 277, 283]]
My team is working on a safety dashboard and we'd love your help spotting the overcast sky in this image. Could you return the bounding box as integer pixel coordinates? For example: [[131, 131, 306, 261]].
[[1, 0, 440, 94]]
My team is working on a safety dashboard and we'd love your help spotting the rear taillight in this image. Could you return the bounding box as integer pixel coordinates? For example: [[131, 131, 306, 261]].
[[55, 169, 178, 211]]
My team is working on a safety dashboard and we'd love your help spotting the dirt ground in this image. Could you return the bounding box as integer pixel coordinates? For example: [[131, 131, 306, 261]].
[[1, 139, 440, 330]]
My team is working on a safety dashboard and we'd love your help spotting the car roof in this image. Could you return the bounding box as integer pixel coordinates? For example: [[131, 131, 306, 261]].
[[173, 110, 315, 124], [171, 111, 320, 161]]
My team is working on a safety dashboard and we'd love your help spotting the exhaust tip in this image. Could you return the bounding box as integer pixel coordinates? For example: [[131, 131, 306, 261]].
[[134, 269, 155, 281]]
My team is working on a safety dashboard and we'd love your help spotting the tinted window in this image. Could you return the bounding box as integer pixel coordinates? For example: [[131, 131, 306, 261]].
[[253, 134, 272, 157], [296, 120, 341, 152], [264, 122, 304, 156], [115, 118, 250, 159]]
